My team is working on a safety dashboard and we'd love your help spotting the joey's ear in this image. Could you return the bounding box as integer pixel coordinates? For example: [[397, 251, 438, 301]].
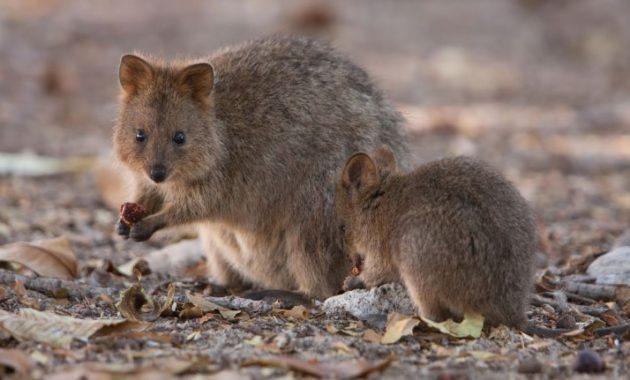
[[119, 55, 154, 95], [177, 63, 214, 102], [341, 153, 379, 195], [372, 145, 398, 175]]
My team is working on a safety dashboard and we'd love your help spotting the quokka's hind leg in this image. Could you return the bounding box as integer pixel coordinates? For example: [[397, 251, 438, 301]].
[[402, 276, 453, 322]]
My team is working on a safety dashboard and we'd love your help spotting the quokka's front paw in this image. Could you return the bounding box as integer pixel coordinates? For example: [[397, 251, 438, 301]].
[[116, 218, 131, 238], [129, 219, 159, 242]]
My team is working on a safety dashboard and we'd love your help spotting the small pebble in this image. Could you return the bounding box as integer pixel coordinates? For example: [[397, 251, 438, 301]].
[[517, 357, 543, 374], [573, 349, 605, 373], [541, 304, 555, 314], [556, 314, 576, 329]]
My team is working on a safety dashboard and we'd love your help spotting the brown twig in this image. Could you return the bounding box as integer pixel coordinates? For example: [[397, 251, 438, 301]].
[[562, 281, 616, 301], [531, 294, 609, 316], [0, 269, 116, 301], [592, 323, 630, 337], [563, 291, 596, 305]]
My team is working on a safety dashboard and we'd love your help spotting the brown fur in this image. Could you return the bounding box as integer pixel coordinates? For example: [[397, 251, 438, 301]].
[[113, 36, 408, 299], [336, 147, 536, 327]]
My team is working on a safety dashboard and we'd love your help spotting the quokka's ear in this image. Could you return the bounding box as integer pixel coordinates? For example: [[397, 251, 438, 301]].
[[341, 153, 379, 195], [119, 55, 154, 95], [372, 144, 398, 175], [177, 63, 214, 102]]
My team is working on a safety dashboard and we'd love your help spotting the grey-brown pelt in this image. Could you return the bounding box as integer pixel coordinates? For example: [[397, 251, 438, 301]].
[[113, 35, 408, 299], [337, 146, 536, 327]]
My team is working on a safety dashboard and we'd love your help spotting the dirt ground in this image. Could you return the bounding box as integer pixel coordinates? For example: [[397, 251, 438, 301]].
[[0, 0, 629, 379]]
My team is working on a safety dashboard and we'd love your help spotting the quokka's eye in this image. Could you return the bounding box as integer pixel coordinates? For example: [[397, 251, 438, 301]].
[[339, 224, 346, 233], [173, 131, 186, 145], [135, 129, 146, 143]]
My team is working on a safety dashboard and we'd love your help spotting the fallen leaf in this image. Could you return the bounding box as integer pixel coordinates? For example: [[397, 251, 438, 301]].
[[45, 357, 197, 380], [179, 304, 204, 319], [0, 308, 145, 349], [465, 350, 507, 361], [0, 236, 77, 279], [325, 323, 338, 334], [0, 286, 6, 301], [243, 355, 393, 378], [160, 282, 177, 317], [279, 305, 310, 320], [30, 351, 49, 365], [13, 280, 39, 309], [187, 292, 241, 320], [186, 331, 202, 342], [116, 284, 162, 322], [339, 329, 362, 337], [381, 312, 420, 344], [0, 348, 34, 378], [244, 336, 264, 346], [331, 341, 356, 355], [600, 309, 621, 326], [363, 329, 383, 344], [420, 312, 484, 338]]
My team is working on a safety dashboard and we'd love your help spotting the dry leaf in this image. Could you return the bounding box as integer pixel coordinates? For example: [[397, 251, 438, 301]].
[[420, 312, 484, 338], [160, 282, 177, 317], [279, 305, 310, 320], [381, 312, 420, 344], [0, 348, 34, 377], [0, 236, 77, 279], [0, 308, 145, 349], [116, 284, 162, 322], [331, 341, 356, 355], [13, 280, 40, 309], [465, 350, 507, 361], [187, 292, 241, 320], [179, 304, 204, 319], [45, 357, 196, 380], [325, 323, 338, 334], [363, 329, 383, 344], [244, 336, 264, 346], [243, 355, 393, 378]]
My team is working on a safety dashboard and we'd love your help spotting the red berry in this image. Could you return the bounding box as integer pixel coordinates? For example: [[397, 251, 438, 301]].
[[119, 202, 145, 225]]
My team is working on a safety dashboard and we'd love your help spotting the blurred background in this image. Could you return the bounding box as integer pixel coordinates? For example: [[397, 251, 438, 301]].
[[0, 0, 628, 266]]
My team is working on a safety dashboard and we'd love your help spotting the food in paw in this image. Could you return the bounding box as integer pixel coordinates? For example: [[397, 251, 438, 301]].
[[119, 202, 146, 226]]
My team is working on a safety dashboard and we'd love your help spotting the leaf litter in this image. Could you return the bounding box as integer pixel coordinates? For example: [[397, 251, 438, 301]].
[[0, 236, 77, 280], [1, 1, 630, 378], [0, 308, 146, 348]]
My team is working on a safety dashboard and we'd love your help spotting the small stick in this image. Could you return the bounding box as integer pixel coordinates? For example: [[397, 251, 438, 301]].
[[0, 269, 115, 301], [562, 281, 616, 301], [592, 323, 630, 337], [564, 291, 596, 305]]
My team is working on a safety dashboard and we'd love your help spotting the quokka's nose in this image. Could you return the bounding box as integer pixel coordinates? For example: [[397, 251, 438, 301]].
[[149, 165, 167, 183]]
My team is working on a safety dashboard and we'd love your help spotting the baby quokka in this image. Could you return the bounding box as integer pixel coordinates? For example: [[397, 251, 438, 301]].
[[336, 146, 536, 327]]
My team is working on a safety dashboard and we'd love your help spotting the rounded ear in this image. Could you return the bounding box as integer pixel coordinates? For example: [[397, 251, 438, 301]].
[[372, 145, 397, 175], [341, 153, 379, 195], [177, 63, 214, 102], [119, 54, 154, 95]]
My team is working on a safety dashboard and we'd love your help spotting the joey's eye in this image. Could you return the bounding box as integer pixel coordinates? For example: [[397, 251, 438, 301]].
[[135, 129, 146, 143], [339, 224, 346, 234], [173, 131, 186, 145]]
